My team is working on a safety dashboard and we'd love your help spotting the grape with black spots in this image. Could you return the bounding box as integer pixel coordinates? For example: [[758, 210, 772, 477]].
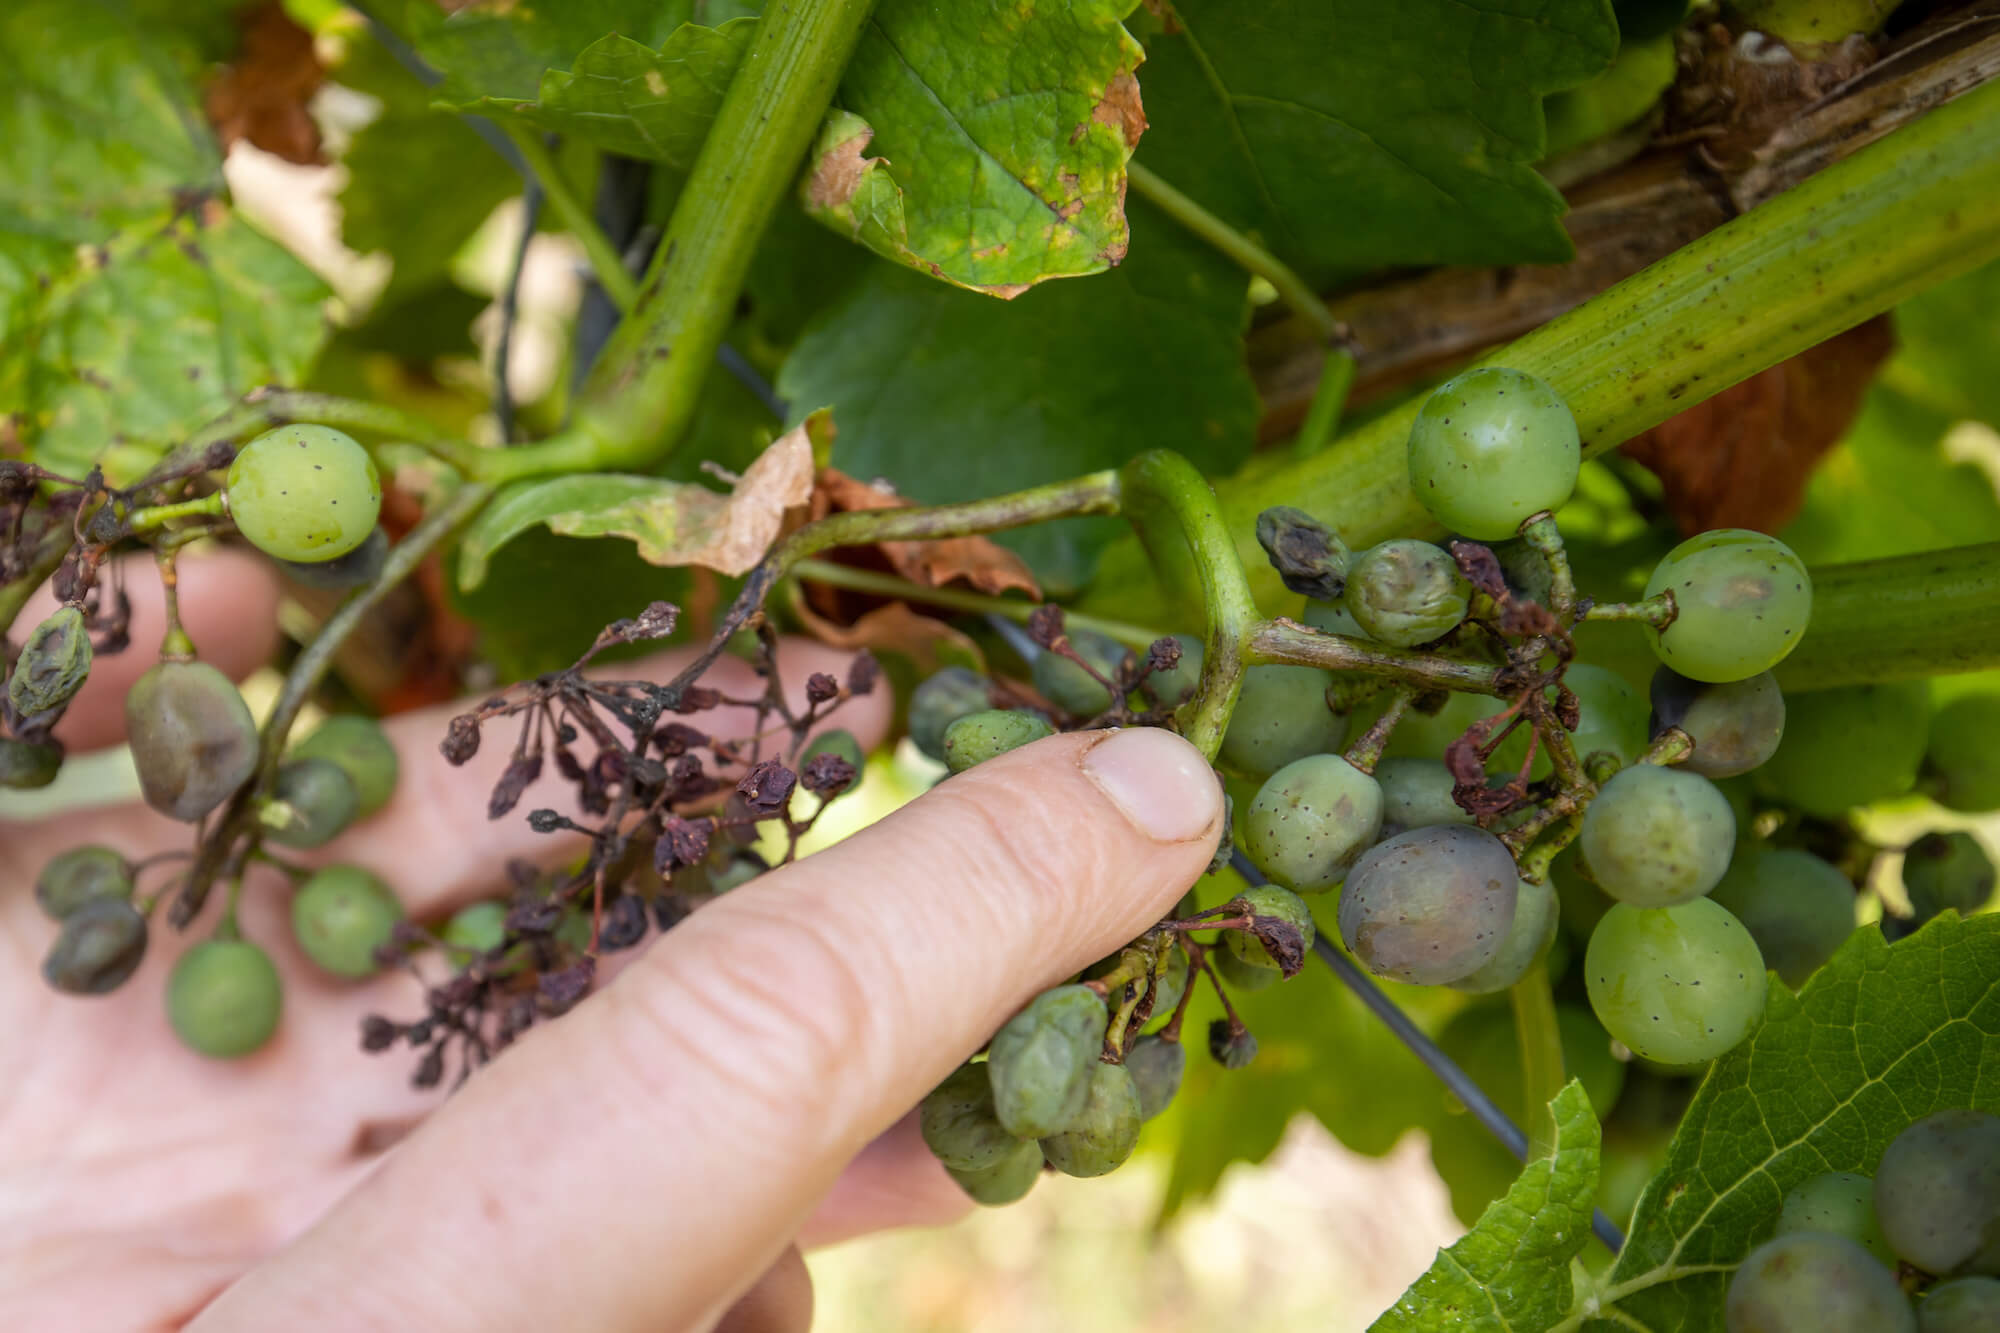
[[1344, 539, 1471, 647], [942, 709, 1053, 773], [291, 864, 404, 980], [1753, 681, 1931, 817], [920, 1063, 1023, 1172], [1920, 1277, 2000, 1332], [1245, 753, 1383, 893], [442, 900, 508, 955], [290, 713, 399, 817], [1375, 756, 1474, 830], [1724, 1231, 1915, 1333], [1643, 529, 1811, 683], [908, 667, 990, 761], [1031, 628, 1128, 716], [1585, 898, 1766, 1066], [264, 758, 360, 849], [1875, 1109, 2000, 1276], [1709, 849, 1855, 988], [1039, 1062, 1142, 1178], [1143, 633, 1204, 707], [41, 898, 148, 995], [275, 525, 388, 590], [1777, 1172, 1896, 1266], [1209, 943, 1278, 992], [0, 736, 62, 789], [225, 424, 383, 563], [1453, 870, 1555, 993], [1223, 884, 1316, 972], [1220, 664, 1345, 776], [986, 984, 1108, 1139], [1406, 366, 1580, 539], [6, 604, 90, 718], [1903, 832, 1995, 923], [1650, 668, 1786, 779], [1926, 694, 2000, 813], [946, 1137, 1044, 1206], [1493, 664, 1649, 781], [167, 938, 283, 1059], [35, 845, 133, 920], [125, 661, 259, 821], [1125, 1034, 1186, 1121], [1338, 825, 1520, 985], [1580, 764, 1735, 908]]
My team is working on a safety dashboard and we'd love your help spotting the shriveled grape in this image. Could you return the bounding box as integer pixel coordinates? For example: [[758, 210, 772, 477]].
[[1245, 753, 1382, 894], [1039, 1061, 1141, 1178], [0, 736, 62, 789], [1580, 764, 1735, 908], [42, 898, 148, 995], [1344, 539, 1470, 647], [167, 938, 282, 1059], [946, 1138, 1043, 1206], [986, 984, 1107, 1139], [34, 845, 133, 920], [1650, 668, 1786, 779], [1125, 1034, 1186, 1121], [1209, 942, 1278, 992], [125, 661, 260, 821], [1874, 1109, 2000, 1277], [908, 667, 990, 761], [7, 604, 91, 718], [1223, 884, 1317, 971], [1709, 849, 1855, 988], [920, 1063, 1022, 1172], [942, 709, 1053, 773], [1220, 664, 1345, 776], [1724, 1231, 1915, 1333], [1143, 633, 1204, 707], [1338, 825, 1520, 985], [1584, 899, 1766, 1066]]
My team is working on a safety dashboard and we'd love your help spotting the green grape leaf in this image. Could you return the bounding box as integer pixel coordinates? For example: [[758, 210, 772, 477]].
[[1135, 0, 1618, 288], [1586, 913, 2000, 1333], [776, 199, 1256, 592], [802, 0, 1145, 295], [1372, 1081, 1600, 1333]]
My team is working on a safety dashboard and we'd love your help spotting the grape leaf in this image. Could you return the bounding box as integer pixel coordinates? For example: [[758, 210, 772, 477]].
[[1135, 0, 1618, 288], [776, 198, 1256, 592], [1586, 913, 2000, 1333]]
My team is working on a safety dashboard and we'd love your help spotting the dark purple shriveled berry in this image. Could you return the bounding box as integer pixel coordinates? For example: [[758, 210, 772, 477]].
[[7, 605, 92, 718], [1255, 505, 1350, 603], [1208, 1019, 1259, 1070], [125, 661, 259, 821], [42, 898, 148, 995], [0, 736, 63, 790], [34, 844, 134, 920]]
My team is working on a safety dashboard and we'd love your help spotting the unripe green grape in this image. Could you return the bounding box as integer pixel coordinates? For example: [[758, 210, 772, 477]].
[[907, 667, 990, 761], [7, 604, 91, 718], [125, 661, 259, 821], [1642, 529, 1812, 683], [1903, 832, 1996, 923], [225, 424, 383, 563], [1031, 628, 1127, 717], [1709, 849, 1856, 988], [1375, 756, 1474, 830], [290, 713, 399, 817], [942, 708, 1053, 773], [1209, 941, 1279, 992], [1339, 825, 1520, 985], [1874, 1109, 2000, 1277], [442, 900, 508, 955], [0, 736, 63, 789], [35, 845, 134, 920], [1650, 667, 1786, 779], [946, 1137, 1043, 1206], [1724, 1231, 1915, 1333], [291, 864, 404, 979], [41, 898, 148, 995], [1580, 764, 1736, 908], [1224, 883, 1317, 971], [1453, 870, 1556, 993], [1753, 681, 1931, 817], [1584, 899, 1766, 1066], [1220, 664, 1345, 777], [1344, 539, 1471, 647], [1143, 633, 1204, 707], [264, 758, 360, 849], [1125, 1034, 1186, 1121], [920, 1063, 1022, 1172], [1406, 366, 1580, 540], [1245, 753, 1383, 893], [1777, 1172, 1896, 1266], [1926, 694, 2000, 813], [167, 938, 282, 1059], [987, 984, 1108, 1139], [1039, 1061, 1142, 1178], [1492, 664, 1649, 781], [274, 526, 389, 590], [1921, 1277, 2000, 1332]]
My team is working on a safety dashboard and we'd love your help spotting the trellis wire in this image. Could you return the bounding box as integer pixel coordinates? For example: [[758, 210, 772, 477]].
[[493, 177, 543, 441]]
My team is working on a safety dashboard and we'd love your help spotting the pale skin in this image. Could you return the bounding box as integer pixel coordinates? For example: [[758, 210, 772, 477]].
[[0, 551, 1225, 1332]]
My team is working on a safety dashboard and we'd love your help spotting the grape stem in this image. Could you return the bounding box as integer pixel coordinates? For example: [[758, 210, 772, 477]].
[[1580, 593, 1675, 628], [1508, 959, 1565, 1161], [1342, 687, 1413, 774], [1247, 618, 1504, 694], [788, 558, 1166, 650], [125, 492, 227, 537], [1290, 347, 1358, 461], [501, 128, 638, 314]]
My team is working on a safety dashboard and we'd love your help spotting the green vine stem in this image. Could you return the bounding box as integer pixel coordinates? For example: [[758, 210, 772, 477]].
[[144, 388, 484, 481], [1248, 618, 1503, 695], [1290, 347, 1357, 460], [788, 558, 1165, 650], [478, 0, 879, 483], [1508, 959, 1565, 1160], [1774, 541, 2000, 688], [502, 128, 638, 313], [127, 493, 227, 536]]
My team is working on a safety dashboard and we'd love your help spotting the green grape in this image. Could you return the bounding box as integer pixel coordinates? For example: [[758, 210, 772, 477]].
[[941, 708, 1054, 773], [946, 1138, 1043, 1206], [125, 661, 259, 821], [275, 526, 389, 590], [1493, 664, 1650, 781], [1650, 667, 1786, 779], [1642, 529, 1812, 683], [1223, 884, 1317, 971], [291, 864, 404, 980], [442, 900, 508, 955], [41, 898, 148, 995], [6, 604, 91, 718], [1384, 690, 1504, 761], [987, 984, 1108, 1139], [1143, 633, 1204, 707], [1125, 1034, 1186, 1121], [1724, 1231, 1916, 1333], [1244, 753, 1383, 893], [263, 758, 360, 849], [1926, 694, 2000, 813], [34, 845, 133, 920], [1552, 844, 1615, 938], [1406, 366, 1581, 540], [1453, 871, 1556, 993], [0, 735, 63, 789], [919, 1063, 1022, 1172], [1584, 899, 1766, 1066], [1580, 764, 1735, 908], [1777, 1172, 1896, 1266], [1338, 825, 1520, 985], [1874, 1109, 2000, 1277], [225, 424, 383, 563], [1375, 756, 1474, 830], [1039, 1061, 1142, 1178], [1031, 628, 1127, 717], [1302, 596, 1368, 639], [1920, 1278, 2000, 1333], [1209, 942, 1279, 992], [1753, 681, 1931, 817], [290, 713, 399, 817], [908, 667, 990, 761], [1344, 539, 1471, 647], [1220, 665, 1346, 776], [1903, 832, 1996, 923], [167, 938, 283, 1059], [1709, 849, 1855, 988]]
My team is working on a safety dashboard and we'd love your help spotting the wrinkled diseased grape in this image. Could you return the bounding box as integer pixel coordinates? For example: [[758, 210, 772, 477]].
[[1926, 694, 2000, 814], [1031, 628, 1127, 717], [1039, 1061, 1141, 1178], [42, 898, 148, 995], [291, 864, 404, 980], [1776, 1172, 1895, 1266], [226, 424, 383, 563], [1223, 884, 1316, 972], [1338, 825, 1520, 985], [1220, 664, 1346, 777], [920, 1062, 1023, 1173], [1903, 832, 1996, 923], [1245, 753, 1383, 894], [6, 604, 91, 718], [1875, 1109, 2000, 1277], [34, 845, 133, 920], [946, 1137, 1043, 1207], [1920, 1277, 2000, 1332], [1724, 1231, 1915, 1333], [1754, 681, 1932, 818], [0, 736, 63, 789], [1406, 366, 1580, 540], [908, 667, 990, 762], [1143, 633, 1204, 708], [1375, 756, 1474, 830], [264, 758, 360, 849], [1650, 668, 1786, 779], [1584, 899, 1766, 1066], [1453, 870, 1555, 994], [1580, 764, 1735, 908], [290, 713, 399, 817], [167, 938, 283, 1059], [987, 984, 1108, 1139], [126, 661, 259, 821], [1644, 529, 1812, 683], [1344, 539, 1471, 647], [1125, 1034, 1186, 1121], [1709, 849, 1855, 988], [942, 709, 1054, 773]]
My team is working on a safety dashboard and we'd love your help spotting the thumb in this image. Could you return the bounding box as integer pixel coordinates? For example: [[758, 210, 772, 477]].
[[199, 726, 1224, 1333]]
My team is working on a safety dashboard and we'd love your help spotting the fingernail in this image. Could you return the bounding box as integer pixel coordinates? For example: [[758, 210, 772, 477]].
[[1081, 728, 1221, 844]]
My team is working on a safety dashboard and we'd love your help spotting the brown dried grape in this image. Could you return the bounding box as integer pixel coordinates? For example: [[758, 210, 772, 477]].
[[126, 661, 259, 821]]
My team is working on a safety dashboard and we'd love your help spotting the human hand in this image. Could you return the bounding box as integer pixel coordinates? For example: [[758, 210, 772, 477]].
[[1, 552, 1225, 1332]]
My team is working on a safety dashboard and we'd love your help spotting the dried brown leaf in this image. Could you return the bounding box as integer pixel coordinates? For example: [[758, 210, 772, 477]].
[[810, 468, 1041, 597], [203, 3, 325, 166]]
